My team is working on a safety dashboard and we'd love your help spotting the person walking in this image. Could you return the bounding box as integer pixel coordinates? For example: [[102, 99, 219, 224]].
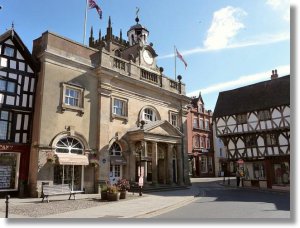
[[236, 169, 241, 187]]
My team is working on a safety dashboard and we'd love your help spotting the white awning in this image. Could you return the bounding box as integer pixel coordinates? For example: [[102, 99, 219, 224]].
[[55, 153, 89, 166]]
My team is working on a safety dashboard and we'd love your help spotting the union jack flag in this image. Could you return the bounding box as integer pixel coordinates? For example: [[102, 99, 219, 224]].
[[89, 0, 102, 19]]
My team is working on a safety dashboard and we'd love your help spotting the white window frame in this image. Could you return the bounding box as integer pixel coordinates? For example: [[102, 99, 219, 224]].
[[55, 136, 84, 154], [111, 97, 128, 121], [61, 83, 84, 115], [169, 112, 179, 127]]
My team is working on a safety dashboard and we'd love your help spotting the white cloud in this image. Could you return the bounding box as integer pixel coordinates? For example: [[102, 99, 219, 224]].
[[203, 6, 247, 50], [158, 32, 289, 59], [266, 0, 290, 21], [187, 65, 290, 97]]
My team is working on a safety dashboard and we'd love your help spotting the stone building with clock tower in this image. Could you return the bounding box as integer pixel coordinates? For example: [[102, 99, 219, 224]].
[[28, 14, 191, 197]]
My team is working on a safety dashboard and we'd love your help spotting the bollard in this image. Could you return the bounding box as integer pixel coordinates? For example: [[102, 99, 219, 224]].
[[5, 195, 10, 218]]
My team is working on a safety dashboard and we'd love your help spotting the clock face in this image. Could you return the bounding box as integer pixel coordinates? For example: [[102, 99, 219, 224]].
[[143, 50, 154, 65]]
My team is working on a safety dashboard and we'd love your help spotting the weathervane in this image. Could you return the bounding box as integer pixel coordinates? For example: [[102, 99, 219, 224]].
[[135, 7, 140, 23]]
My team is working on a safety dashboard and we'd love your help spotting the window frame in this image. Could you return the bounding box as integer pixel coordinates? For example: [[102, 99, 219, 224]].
[[3, 46, 15, 57], [0, 110, 12, 141], [245, 135, 257, 147], [169, 111, 179, 128], [258, 110, 271, 121], [266, 133, 278, 146], [111, 96, 128, 121], [55, 136, 84, 155], [61, 83, 84, 116], [236, 113, 248, 124]]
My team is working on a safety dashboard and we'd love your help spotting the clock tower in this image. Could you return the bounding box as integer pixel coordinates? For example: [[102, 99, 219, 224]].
[[126, 15, 158, 69]]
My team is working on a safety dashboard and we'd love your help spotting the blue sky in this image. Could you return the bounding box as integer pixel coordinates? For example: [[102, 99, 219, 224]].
[[0, 0, 291, 111]]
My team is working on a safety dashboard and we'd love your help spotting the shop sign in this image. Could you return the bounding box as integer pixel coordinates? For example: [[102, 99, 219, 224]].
[[0, 144, 14, 151]]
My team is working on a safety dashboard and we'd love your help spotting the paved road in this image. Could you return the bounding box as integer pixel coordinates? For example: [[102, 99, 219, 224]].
[[153, 178, 290, 219]]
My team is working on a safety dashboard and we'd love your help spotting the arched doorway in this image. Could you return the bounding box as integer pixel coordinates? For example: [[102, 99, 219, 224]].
[[53, 136, 86, 191]]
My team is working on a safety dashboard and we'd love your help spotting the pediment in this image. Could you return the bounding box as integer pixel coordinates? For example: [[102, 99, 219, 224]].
[[144, 120, 183, 137]]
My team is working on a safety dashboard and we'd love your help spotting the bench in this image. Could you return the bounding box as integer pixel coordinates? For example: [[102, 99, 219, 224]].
[[41, 184, 83, 203]]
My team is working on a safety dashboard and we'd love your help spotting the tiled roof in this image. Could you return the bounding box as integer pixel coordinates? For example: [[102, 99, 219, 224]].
[[213, 75, 290, 118]]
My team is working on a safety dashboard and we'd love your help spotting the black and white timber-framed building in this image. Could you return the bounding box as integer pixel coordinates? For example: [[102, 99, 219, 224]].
[[0, 28, 37, 197], [213, 71, 290, 190]]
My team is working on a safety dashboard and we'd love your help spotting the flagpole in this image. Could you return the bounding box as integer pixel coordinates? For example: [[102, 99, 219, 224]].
[[83, 0, 88, 45], [174, 45, 177, 80]]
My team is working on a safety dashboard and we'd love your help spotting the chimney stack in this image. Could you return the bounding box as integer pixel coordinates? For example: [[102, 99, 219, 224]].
[[271, 69, 278, 80]]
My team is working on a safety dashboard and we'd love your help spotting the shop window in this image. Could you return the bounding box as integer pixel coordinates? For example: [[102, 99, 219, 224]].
[[0, 152, 20, 191], [253, 163, 265, 179], [208, 157, 213, 173], [200, 156, 208, 173], [54, 165, 82, 191], [274, 162, 289, 185]]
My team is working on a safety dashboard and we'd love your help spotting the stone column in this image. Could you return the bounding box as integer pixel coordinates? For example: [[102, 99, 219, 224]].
[[167, 144, 174, 185], [143, 141, 148, 181], [176, 144, 184, 185], [152, 142, 158, 185], [129, 142, 136, 183]]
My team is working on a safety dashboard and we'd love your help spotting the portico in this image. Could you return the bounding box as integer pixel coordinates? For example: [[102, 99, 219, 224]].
[[126, 120, 184, 186]]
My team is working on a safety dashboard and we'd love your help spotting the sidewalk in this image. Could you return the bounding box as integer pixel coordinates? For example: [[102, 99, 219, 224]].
[[0, 184, 199, 219]]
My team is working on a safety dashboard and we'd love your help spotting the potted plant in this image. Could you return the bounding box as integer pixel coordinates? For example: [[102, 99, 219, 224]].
[[116, 179, 130, 199], [107, 184, 120, 201], [100, 184, 108, 200]]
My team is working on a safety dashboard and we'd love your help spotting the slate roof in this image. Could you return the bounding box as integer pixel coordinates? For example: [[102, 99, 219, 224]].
[[213, 75, 290, 118]]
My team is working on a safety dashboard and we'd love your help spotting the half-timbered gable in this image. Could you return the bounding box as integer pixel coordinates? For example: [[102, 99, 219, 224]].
[[213, 73, 290, 189], [0, 29, 37, 196], [0, 29, 37, 144]]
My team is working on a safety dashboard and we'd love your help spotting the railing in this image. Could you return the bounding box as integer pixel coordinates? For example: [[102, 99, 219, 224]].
[[170, 80, 178, 89], [113, 58, 126, 71], [140, 69, 161, 86]]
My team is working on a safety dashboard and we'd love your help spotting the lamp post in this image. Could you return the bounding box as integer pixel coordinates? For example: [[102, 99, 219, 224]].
[[138, 120, 146, 196]]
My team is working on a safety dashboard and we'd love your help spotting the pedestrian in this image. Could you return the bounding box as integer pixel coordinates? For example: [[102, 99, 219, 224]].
[[236, 169, 241, 187]]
